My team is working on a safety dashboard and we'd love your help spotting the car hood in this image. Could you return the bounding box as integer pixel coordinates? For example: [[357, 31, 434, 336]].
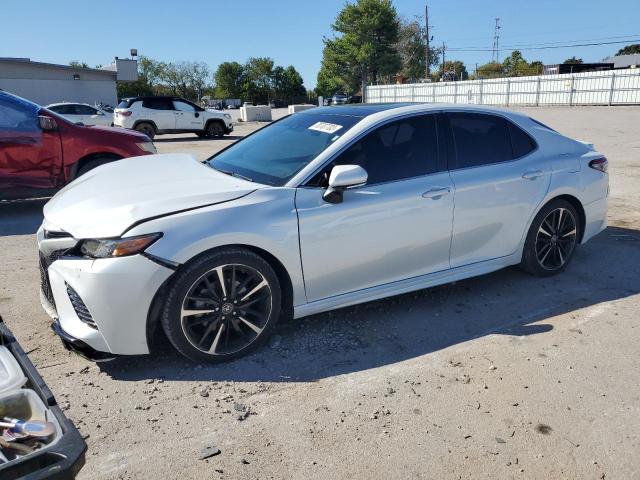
[[44, 153, 262, 238]]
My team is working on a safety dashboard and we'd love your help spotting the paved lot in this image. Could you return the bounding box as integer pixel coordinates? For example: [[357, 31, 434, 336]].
[[0, 106, 639, 479]]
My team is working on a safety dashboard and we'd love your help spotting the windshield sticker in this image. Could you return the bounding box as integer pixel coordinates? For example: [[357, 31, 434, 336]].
[[308, 122, 344, 134]]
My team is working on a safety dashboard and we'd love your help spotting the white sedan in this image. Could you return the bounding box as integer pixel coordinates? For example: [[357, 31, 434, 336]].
[[46, 103, 113, 126], [37, 103, 608, 363]]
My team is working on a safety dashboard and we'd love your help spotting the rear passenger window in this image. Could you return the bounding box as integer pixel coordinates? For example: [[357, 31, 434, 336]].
[[508, 122, 536, 158], [142, 98, 174, 110], [448, 113, 512, 169], [330, 115, 439, 185]]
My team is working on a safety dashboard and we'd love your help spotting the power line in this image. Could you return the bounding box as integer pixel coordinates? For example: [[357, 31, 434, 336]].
[[447, 39, 640, 52], [450, 34, 640, 50]]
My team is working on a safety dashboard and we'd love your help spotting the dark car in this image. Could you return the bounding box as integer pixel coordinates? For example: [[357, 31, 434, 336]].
[[0, 91, 156, 201], [331, 92, 349, 105]]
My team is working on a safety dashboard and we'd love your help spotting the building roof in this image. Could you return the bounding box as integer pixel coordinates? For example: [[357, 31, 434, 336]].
[[602, 54, 640, 68], [0, 57, 117, 77]]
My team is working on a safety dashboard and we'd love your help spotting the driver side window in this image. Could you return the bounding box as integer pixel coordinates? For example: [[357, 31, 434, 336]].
[[0, 97, 39, 131], [308, 115, 439, 187], [173, 100, 196, 112]]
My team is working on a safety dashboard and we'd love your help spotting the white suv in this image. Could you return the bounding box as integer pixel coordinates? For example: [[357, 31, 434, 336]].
[[114, 96, 233, 139]]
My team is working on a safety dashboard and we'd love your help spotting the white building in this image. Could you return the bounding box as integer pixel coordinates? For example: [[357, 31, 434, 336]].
[[0, 57, 137, 106], [602, 54, 640, 69]]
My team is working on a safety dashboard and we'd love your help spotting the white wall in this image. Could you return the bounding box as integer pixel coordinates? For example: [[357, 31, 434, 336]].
[[0, 78, 117, 106], [366, 69, 640, 106]]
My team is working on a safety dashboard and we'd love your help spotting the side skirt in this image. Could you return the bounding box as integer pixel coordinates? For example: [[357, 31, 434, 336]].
[[293, 253, 521, 319]]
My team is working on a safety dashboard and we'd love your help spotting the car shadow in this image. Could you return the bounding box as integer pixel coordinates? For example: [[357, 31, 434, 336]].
[[153, 135, 244, 143], [0, 199, 46, 236], [100, 225, 640, 383]]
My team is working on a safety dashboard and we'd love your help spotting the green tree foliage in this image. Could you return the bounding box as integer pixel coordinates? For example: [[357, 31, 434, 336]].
[[615, 44, 640, 55], [397, 16, 440, 82], [502, 50, 529, 76], [243, 57, 275, 103], [68, 61, 89, 68], [273, 65, 307, 104], [441, 60, 468, 81], [117, 55, 305, 104], [475, 62, 504, 79], [316, 0, 402, 97], [212, 59, 306, 104], [213, 61, 245, 99], [563, 56, 583, 64]]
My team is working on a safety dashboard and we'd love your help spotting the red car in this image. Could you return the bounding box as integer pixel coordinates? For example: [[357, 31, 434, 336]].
[[0, 91, 156, 200]]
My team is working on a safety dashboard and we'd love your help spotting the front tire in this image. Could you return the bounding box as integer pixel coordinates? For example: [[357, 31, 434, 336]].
[[161, 248, 282, 363], [76, 156, 119, 177], [206, 121, 225, 138], [520, 199, 580, 277]]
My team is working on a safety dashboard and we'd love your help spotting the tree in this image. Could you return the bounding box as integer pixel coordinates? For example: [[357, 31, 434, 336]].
[[441, 60, 468, 81], [184, 61, 210, 101], [318, 0, 402, 96], [243, 57, 274, 103], [563, 56, 583, 64], [214, 61, 244, 99], [529, 60, 544, 75], [502, 50, 538, 76], [273, 65, 306, 103], [137, 56, 166, 89], [615, 44, 640, 55], [396, 17, 440, 82], [69, 61, 89, 68], [476, 61, 504, 79]]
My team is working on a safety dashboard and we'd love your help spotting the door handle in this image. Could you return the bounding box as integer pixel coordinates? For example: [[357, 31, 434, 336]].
[[522, 170, 543, 180], [422, 187, 451, 199]]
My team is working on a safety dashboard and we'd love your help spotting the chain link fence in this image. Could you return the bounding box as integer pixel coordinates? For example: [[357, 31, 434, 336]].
[[365, 69, 640, 106]]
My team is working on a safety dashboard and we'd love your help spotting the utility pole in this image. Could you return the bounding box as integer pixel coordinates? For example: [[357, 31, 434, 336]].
[[425, 1, 430, 78], [441, 42, 446, 80], [492, 17, 501, 63]]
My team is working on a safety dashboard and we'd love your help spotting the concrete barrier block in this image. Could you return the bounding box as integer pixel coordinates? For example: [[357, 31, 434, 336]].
[[240, 105, 272, 122]]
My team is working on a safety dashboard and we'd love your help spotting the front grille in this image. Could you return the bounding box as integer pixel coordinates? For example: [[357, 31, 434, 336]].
[[66, 283, 97, 330], [39, 249, 67, 310]]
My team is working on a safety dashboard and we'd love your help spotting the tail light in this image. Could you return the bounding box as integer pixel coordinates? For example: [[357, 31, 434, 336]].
[[589, 157, 608, 173], [118, 110, 132, 117]]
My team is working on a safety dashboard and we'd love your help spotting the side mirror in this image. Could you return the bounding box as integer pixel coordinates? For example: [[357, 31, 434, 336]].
[[323, 165, 368, 204], [38, 116, 58, 131], [195, 112, 200, 118]]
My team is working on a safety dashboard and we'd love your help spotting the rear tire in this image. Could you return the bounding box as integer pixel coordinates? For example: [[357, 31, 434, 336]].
[[520, 199, 580, 277], [134, 122, 156, 139], [206, 121, 225, 138], [161, 248, 282, 363]]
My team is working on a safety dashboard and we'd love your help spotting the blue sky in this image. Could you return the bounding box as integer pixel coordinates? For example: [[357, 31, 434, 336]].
[[1, 0, 638, 88]]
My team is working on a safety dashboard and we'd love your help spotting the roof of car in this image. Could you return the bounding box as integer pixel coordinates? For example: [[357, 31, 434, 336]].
[[123, 96, 186, 101], [302, 103, 417, 118], [46, 102, 93, 107], [305, 102, 531, 121]]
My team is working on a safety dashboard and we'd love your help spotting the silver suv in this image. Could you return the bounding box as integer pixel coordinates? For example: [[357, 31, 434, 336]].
[[114, 96, 233, 139]]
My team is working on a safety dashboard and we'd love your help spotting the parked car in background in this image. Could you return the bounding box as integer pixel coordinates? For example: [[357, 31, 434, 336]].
[[114, 96, 234, 139], [0, 91, 156, 200], [37, 104, 608, 364], [46, 102, 113, 126], [331, 92, 348, 105]]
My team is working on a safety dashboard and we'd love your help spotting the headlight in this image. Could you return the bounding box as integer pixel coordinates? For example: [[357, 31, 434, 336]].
[[136, 142, 157, 154], [79, 233, 162, 258], [223, 113, 232, 120]]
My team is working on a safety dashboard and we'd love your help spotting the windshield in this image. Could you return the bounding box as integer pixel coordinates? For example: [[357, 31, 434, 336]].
[[207, 112, 362, 186]]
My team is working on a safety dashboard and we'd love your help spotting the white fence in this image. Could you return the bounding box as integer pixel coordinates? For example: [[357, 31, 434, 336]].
[[365, 69, 640, 106]]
